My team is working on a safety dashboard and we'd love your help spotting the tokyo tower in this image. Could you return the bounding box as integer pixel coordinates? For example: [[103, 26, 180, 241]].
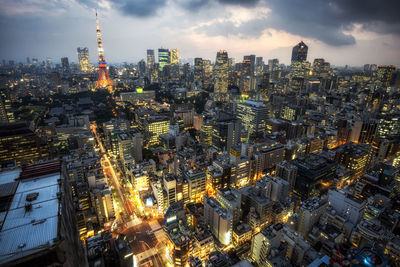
[[94, 10, 114, 92]]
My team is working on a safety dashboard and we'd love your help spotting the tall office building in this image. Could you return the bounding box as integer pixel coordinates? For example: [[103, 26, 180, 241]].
[[292, 154, 337, 199], [0, 122, 50, 166], [333, 142, 372, 179], [143, 116, 170, 146], [376, 65, 396, 88], [138, 59, 146, 76], [0, 92, 14, 123], [291, 41, 308, 63], [203, 59, 212, 88], [255, 56, 264, 76], [147, 49, 155, 70], [61, 57, 70, 72], [212, 114, 241, 153], [194, 58, 204, 85], [236, 100, 268, 139], [158, 48, 170, 71], [0, 99, 8, 123], [214, 50, 229, 100], [268, 59, 279, 72], [243, 55, 256, 75], [170, 48, 179, 65], [77, 47, 90, 73], [268, 58, 280, 81]]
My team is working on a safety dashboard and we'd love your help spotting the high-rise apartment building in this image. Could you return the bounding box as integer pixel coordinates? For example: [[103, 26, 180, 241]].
[[297, 196, 328, 237], [291, 41, 308, 63], [158, 48, 170, 71], [214, 50, 229, 100], [251, 223, 284, 265], [77, 47, 90, 72], [216, 187, 242, 225], [204, 196, 233, 246]]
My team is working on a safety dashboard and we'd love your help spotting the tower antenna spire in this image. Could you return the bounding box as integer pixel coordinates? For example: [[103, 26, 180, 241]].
[[94, 9, 114, 92]]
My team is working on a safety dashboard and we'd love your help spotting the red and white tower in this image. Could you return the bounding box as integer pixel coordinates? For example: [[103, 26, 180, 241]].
[[95, 10, 114, 92]]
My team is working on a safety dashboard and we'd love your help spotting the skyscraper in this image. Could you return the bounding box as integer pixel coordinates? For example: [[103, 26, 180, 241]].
[[146, 49, 155, 70], [138, 59, 146, 76], [214, 50, 229, 100], [194, 58, 204, 85], [268, 58, 280, 81], [77, 47, 90, 73], [243, 55, 256, 75], [236, 100, 268, 139], [61, 57, 69, 72], [376, 65, 396, 88], [255, 56, 264, 76], [291, 41, 308, 63], [170, 48, 179, 65], [94, 11, 114, 92], [158, 48, 170, 71]]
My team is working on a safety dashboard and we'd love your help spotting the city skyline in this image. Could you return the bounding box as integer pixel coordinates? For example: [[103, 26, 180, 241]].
[[1, 0, 400, 66]]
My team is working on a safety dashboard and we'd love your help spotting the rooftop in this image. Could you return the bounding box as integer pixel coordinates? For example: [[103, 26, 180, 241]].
[[0, 162, 62, 264], [301, 196, 328, 212]]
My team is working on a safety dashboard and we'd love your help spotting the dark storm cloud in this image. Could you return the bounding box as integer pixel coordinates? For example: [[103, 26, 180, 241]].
[[195, 0, 400, 46], [113, 0, 167, 17], [175, 0, 210, 10], [78, 0, 167, 17], [76, 0, 400, 46], [217, 0, 259, 6]]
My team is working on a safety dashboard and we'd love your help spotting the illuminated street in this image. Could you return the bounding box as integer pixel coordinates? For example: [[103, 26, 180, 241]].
[[91, 123, 168, 266]]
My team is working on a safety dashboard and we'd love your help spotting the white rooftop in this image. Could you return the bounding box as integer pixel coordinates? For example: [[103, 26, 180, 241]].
[[0, 172, 61, 264]]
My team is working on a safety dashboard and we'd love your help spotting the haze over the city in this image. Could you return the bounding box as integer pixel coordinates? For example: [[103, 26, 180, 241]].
[[1, 0, 400, 66]]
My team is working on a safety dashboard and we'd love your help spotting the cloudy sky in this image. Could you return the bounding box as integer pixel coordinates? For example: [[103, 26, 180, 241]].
[[0, 0, 399, 66]]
